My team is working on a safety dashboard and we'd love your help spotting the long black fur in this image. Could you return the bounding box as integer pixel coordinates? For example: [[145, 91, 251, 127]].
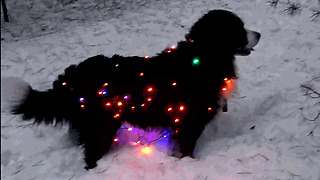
[[12, 10, 257, 169]]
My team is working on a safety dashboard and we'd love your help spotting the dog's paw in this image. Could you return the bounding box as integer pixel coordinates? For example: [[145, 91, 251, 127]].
[[85, 162, 97, 170], [84, 156, 99, 170], [84, 162, 97, 170]]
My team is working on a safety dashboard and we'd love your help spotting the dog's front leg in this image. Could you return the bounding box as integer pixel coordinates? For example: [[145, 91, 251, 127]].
[[176, 126, 205, 158], [174, 106, 209, 158]]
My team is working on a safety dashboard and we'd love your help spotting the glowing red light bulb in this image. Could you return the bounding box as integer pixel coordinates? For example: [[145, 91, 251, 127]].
[[174, 118, 180, 123], [114, 113, 120, 118], [167, 107, 173, 112], [114, 138, 119, 142], [139, 72, 144, 76], [147, 87, 153, 92], [172, 82, 177, 86], [118, 101, 123, 106], [179, 106, 184, 111], [128, 128, 132, 131], [222, 87, 227, 91], [147, 98, 152, 102], [62, 82, 67, 86], [106, 102, 111, 107], [170, 45, 176, 49], [208, 107, 213, 111], [144, 56, 150, 60]]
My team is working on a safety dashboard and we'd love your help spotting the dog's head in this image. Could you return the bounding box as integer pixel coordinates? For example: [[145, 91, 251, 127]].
[[186, 10, 260, 56]]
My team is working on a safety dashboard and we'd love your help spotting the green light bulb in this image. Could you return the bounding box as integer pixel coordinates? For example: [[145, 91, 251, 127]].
[[192, 57, 200, 66]]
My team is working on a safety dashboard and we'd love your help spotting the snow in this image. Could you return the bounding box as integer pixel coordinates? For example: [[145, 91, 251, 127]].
[[1, 0, 320, 179]]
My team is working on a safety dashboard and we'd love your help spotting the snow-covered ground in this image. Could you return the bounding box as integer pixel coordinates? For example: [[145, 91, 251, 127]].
[[1, 0, 320, 179]]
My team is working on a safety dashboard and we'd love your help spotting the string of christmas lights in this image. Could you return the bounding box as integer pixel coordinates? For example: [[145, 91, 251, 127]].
[[113, 124, 173, 155], [115, 125, 172, 146]]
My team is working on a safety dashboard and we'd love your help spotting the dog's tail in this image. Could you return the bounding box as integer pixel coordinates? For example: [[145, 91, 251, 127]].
[[10, 80, 74, 124]]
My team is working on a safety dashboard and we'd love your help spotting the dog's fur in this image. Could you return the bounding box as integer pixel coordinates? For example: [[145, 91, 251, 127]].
[[12, 10, 260, 169]]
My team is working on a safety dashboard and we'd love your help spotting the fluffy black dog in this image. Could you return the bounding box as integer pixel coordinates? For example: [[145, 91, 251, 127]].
[[12, 10, 260, 169]]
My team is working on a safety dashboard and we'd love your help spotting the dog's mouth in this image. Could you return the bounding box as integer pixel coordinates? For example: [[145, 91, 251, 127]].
[[236, 29, 260, 56], [235, 47, 254, 56]]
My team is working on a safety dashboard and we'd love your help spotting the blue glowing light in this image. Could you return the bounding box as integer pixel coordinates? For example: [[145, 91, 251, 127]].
[[102, 89, 108, 96]]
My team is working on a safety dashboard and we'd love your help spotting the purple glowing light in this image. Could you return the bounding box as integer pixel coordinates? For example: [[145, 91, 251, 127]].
[[124, 94, 131, 100], [79, 97, 85, 103]]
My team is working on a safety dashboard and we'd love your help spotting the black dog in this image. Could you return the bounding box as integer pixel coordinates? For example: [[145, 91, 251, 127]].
[[12, 10, 260, 169]]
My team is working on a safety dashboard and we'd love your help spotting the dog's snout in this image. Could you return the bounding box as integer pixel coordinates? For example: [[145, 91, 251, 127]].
[[254, 31, 261, 41], [245, 29, 261, 49], [255, 32, 261, 41]]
